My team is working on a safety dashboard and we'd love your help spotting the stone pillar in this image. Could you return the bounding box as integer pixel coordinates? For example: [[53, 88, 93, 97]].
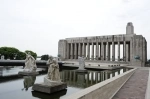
[[67, 43, 70, 59], [130, 40, 133, 62], [78, 43, 81, 57], [84, 43, 86, 58], [123, 41, 126, 61], [107, 42, 110, 61], [92, 42, 94, 60], [74, 43, 77, 59], [82, 43, 85, 57], [80, 43, 82, 57], [104, 44, 106, 60], [128, 43, 130, 61], [87, 43, 90, 60], [126, 44, 128, 62], [96, 41, 99, 60], [118, 42, 120, 61], [70, 43, 73, 59], [101, 42, 104, 60], [112, 42, 115, 61]]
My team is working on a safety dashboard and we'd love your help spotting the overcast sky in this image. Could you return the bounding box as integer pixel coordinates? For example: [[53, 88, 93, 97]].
[[0, 0, 150, 58]]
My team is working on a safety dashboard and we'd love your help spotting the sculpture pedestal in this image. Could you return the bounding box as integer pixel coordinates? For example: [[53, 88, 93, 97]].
[[32, 76, 67, 94], [18, 71, 39, 76]]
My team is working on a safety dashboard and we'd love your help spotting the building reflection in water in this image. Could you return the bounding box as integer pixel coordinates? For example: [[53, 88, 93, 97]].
[[22, 76, 36, 91], [60, 67, 131, 88]]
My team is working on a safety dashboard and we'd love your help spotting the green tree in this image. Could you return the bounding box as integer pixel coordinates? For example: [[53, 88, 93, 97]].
[[25, 50, 37, 59], [16, 51, 26, 60], [0, 47, 20, 59], [41, 54, 49, 60]]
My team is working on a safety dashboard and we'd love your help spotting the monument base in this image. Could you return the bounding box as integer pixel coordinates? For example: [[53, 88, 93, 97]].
[[18, 71, 39, 76], [32, 82, 67, 94], [76, 69, 88, 73]]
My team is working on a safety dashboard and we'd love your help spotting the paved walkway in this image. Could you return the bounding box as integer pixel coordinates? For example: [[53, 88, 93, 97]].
[[113, 69, 149, 99]]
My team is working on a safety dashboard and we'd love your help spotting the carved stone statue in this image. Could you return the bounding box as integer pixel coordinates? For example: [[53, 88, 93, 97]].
[[47, 59, 60, 81], [24, 52, 37, 72], [46, 55, 53, 66], [78, 56, 85, 70], [76, 56, 87, 73], [32, 58, 67, 94]]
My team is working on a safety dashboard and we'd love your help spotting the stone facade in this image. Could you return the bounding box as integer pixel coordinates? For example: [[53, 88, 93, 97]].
[[58, 23, 147, 66]]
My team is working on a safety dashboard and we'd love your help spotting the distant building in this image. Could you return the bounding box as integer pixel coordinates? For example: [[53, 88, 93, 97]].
[[58, 22, 147, 67]]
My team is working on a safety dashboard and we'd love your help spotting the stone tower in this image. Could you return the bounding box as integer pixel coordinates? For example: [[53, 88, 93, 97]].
[[126, 22, 134, 35]]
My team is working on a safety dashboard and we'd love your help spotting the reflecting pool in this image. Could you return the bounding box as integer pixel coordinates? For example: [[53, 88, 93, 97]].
[[0, 67, 131, 99]]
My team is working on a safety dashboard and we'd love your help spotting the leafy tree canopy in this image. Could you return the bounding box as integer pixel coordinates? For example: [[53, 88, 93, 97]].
[[41, 54, 49, 60], [0, 47, 37, 60]]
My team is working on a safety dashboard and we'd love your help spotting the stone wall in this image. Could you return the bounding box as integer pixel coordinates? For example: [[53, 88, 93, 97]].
[[63, 68, 136, 99]]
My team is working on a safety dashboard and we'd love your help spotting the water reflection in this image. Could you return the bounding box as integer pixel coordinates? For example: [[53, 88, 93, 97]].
[[60, 67, 131, 88], [22, 76, 36, 91]]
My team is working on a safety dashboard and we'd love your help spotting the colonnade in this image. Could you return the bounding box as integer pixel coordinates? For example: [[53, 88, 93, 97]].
[[67, 41, 131, 62]]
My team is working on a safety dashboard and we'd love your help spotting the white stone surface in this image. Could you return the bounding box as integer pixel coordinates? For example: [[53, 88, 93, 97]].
[[24, 52, 37, 72], [47, 59, 61, 81], [78, 57, 85, 70]]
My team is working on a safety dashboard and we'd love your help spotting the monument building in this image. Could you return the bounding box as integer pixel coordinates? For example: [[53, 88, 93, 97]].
[[58, 22, 147, 66]]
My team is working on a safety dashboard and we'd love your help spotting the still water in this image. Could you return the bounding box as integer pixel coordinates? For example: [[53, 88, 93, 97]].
[[0, 67, 131, 99]]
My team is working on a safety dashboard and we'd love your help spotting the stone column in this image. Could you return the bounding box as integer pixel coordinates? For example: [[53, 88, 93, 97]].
[[82, 43, 85, 57], [118, 42, 120, 61], [104, 44, 106, 60], [123, 41, 126, 61], [130, 40, 133, 62], [96, 41, 99, 60], [101, 42, 104, 60], [126, 44, 128, 62], [78, 43, 81, 57], [70, 43, 73, 59], [112, 42, 115, 61], [80, 43, 82, 57], [107, 42, 110, 61], [67, 43, 70, 59], [87, 43, 90, 60], [92, 42, 94, 60], [74, 43, 77, 59], [84, 43, 86, 58]]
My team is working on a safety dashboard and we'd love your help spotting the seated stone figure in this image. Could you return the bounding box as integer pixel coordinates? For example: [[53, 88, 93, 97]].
[[24, 52, 37, 72]]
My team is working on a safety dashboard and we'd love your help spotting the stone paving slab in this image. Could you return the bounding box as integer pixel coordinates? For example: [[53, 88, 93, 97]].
[[113, 69, 149, 99]]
